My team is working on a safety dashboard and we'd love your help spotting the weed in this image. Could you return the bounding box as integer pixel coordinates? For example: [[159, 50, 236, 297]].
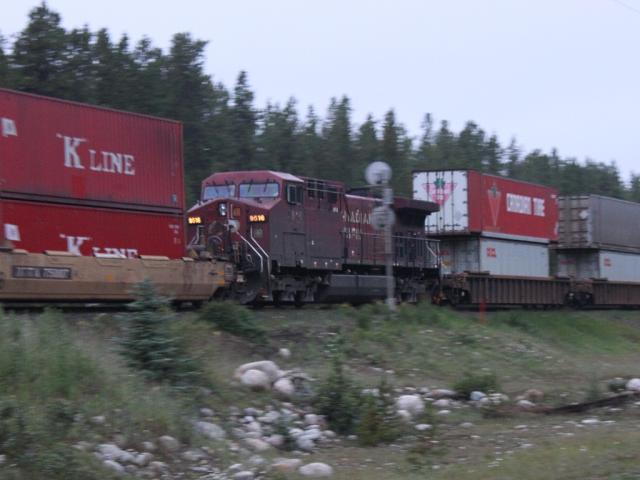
[[453, 371, 499, 399], [356, 378, 401, 446], [198, 301, 266, 343]]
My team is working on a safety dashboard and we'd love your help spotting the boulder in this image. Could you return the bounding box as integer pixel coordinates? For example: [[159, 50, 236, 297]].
[[299, 462, 334, 477], [278, 348, 292, 359], [431, 389, 456, 399], [241, 369, 271, 391], [103, 460, 125, 474], [97, 444, 134, 463], [194, 421, 227, 441], [523, 388, 545, 402], [233, 471, 254, 480], [470, 391, 486, 401], [244, 438, 271, 452], [235, 360, 283, 383], [395, 395, 425, 417], [626, 378, 640, 392], [158, 435, 180, 452], [273, 378, 295, 397], [272, 458, 303, 473]]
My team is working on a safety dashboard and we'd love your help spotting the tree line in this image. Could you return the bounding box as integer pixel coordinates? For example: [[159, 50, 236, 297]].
[[2, 3, 639, 205]]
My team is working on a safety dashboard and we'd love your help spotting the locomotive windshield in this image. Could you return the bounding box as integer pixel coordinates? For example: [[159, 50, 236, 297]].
[[239, 182, 280, 199], [203, 184, 235, 201]]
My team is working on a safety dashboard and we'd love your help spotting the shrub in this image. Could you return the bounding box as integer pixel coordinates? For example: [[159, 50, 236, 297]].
[[356, 379, 400, 446], [198, 301, 266, 343], [314, 336, 362, 434], [120, 279, 201, 387], [453, 371, 499, 399]]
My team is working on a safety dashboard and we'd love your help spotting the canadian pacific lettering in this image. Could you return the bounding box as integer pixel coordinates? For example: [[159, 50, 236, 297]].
[[506, 193, 545, 217]]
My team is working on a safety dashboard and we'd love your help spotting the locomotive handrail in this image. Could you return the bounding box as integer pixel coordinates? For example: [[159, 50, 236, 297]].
[[250, 225, 271, 277], [237, 232, 264, 274]]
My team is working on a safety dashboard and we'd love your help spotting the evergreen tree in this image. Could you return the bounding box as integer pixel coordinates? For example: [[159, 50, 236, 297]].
[[629, 174, 640, 203], [11, 3, 69, 96], [256, 98, 299, 171], [295, 106, 325, 177], [62, 26, 94, 102], [229, 71, 257, 170], [353, 114, 380, 185], [322, 96, 353, 184], [381, 109, 412, 194], [0, 34, 10, 87], [120, 280, 200, 387]]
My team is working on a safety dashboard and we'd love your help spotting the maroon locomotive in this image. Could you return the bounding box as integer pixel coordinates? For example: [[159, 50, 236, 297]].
[[186, 170, 440, 305]]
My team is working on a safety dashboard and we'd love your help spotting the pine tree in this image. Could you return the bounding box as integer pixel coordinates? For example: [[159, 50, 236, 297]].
[[322, 96, 353, 184], [256, 98, 299, 171], [353, 115, 380, 185], [11, 3, 69, 96], [120, 280, 200, 387], [230, 71, 257, 170], [295, 106, 325, 177], [381, 109, 412, 194], [0, 34, 10, 87]]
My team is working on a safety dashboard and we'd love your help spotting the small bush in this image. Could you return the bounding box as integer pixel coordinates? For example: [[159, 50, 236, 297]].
[[120, 279, 201, 387], [314, 336, 362, 434], [198, 301, 266, 343], [356, 379, 400, 446], [453, 371, 499, 399]]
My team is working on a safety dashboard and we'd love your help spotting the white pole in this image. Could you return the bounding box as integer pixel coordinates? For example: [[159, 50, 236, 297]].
[[383, 186, 396, 311]]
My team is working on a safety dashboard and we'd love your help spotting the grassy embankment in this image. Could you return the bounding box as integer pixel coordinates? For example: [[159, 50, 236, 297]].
[[1, 303, 639, 479]]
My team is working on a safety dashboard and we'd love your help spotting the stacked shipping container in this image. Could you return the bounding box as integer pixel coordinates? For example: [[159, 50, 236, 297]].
[[413, 169, 558, 277], [0, 89, 186, 258], [555, 195, 640, 282]]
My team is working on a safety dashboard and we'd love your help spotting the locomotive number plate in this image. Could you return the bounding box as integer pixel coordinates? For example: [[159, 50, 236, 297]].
[[12, 266, 72, 280]]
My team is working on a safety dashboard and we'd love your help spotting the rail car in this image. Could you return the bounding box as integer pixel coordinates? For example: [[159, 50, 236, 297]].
[[0, 248, 232, 305], [186, 170, 441, 306]]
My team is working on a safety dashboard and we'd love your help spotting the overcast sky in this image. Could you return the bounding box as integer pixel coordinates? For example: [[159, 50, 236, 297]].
[[2, 0, 639, 181]]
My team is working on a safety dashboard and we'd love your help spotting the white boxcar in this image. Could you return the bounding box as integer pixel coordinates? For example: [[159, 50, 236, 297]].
[[440, 237, 550, 277], [556, 250, 640, 282]]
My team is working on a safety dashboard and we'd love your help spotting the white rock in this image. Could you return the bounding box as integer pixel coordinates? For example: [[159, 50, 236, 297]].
[[235, 360, 283, 383], [97, 444, 134, 463], [244, 438, 271, 452], [460, 422, 474, 428], [182, 449, 206, 462], [149, 461, 169, 473], [258, 410, 281, 424], [278, 348, 291, 359], [523, 388, 545, 402], [296, 436, 316, 452], [431, 389, 456, 399], [470, 391, 486, 401], [91, 415, 106, 425], [248, 454, 266, 466], [272, 458, 303, 473], [436, 409, 451, 416], [0, 455, 6, 466], [626, 378, 640, 392], [246, 421, 263, 436], [395, 395, 425, 417], [396, 409, 412, 422], [266, 434, 285, 447], [581, 418, 600, 425], [304, 414, 320, 426], [103, 460, 125, 473], [433, 399, 450, 408], [299, 462, 334, 477], [302, 428, 322, 441], [517, 399, 536, 409], [158, 435, 180, 452], [273, 377, 295, 397], [141, 441, 156, 452], [233, 471, 254, 480], [415, 423, 432, 431], [241, 369, 271, 390], [134, 452, 153, 467], [195, 421, 227, 441], [200, 407, 215, 417]]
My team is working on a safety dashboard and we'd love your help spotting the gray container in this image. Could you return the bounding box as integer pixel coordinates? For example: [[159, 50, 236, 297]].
[[556, 249, 640, 282], [440, 236, 549, 277], [558, 195, 640, 252]]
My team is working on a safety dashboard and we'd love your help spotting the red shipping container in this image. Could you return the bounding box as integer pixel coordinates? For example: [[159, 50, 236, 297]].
[[413, 169, 558, 242], [0, 199, 185, 258], [0, 88, 184, 212]]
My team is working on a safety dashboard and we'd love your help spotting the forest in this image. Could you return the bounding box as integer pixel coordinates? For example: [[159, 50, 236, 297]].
[[1, 4, 639, 205]]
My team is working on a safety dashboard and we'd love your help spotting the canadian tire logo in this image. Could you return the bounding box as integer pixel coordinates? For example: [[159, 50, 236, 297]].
[[487, 183, 501, 226], [424, 177, 455, 206]]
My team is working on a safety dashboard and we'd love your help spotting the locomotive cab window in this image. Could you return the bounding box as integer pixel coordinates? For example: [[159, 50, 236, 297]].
[[327, 186, 338, 204], [287, 184, 303, 204], [307, 180, 317, 199]]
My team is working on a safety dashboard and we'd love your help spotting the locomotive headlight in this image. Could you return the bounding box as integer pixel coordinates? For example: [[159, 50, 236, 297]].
[[188, 216, 202, 225], [249, 214, 266, 222], [218, 203, 227, 217]]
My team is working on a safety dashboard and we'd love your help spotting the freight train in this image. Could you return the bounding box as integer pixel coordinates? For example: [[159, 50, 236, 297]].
[[3, 87, 640, 308]]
